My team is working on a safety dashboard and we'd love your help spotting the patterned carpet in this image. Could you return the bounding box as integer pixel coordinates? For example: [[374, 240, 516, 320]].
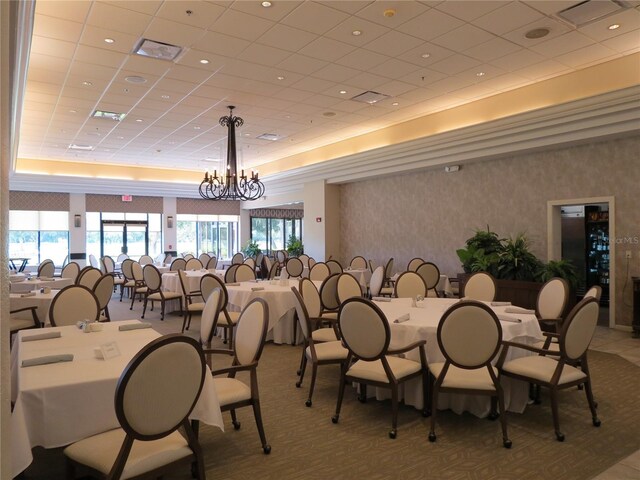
[[20, 297, 640, 480]]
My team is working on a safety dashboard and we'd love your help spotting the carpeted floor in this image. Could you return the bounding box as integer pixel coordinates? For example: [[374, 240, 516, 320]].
[[19, 293, 640, 480]]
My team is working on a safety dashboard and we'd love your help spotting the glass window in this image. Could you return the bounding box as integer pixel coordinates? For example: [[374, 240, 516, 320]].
[[251, 218, 267, 252], [251, 216, 303, 257], [9, 210, 69, 266], [176, 214, 239, 260], [270, 219, 285, 252]]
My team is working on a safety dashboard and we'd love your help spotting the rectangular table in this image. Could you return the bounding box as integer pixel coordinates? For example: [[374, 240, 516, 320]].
[[10, 277, 73, 294], [369, 298, 543, 417], [10, 320, 223, 478]]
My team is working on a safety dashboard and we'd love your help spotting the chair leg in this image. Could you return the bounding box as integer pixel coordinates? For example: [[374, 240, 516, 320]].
[[296, 344, 306, 376], [389, 385, 398, 439], [421, 369, 430, 417], [181, 314, 189, 333], [230, 409, 241, 430], [141, 296, 148, 318], [252, 400, 271, 454], [306, 362, 318, 407], [496, 385, 512, 448], [228, 326, 234, 350], [65, 458, 76, 479], [160, 300, 165, 320], [130, 289, 136, 310], [550, 387, 564, 441], [584, 379, 601, 427], [296, 354, 307, 388], [358, 383, 367, 403], [104, 306, 111, 322], [429, 382, 439, 442], [292, 318, 297, 346], [332, 370, 347, 424]]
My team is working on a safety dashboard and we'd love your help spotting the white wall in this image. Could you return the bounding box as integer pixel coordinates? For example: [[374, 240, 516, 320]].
[[69, 193, 86, 266], [302, 180, 341, 262], [162, 196, 176, 252]]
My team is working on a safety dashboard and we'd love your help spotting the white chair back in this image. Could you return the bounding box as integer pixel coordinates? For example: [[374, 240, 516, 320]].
[[276, 250, 286, 265], [407, 257, 425, 272], [235, 264, 256, 282], [584, 285, 602, 302], [320, 273, 340, 311], [185, 258, 203, 270], [131, 262, 144, 282], [232, 252, 244, 265], [349, 256, 367, 270], [300, 278, 322, 318], [93, 274, 115, 311], [369, 266, 385, 297], [243, 257, 256, 269], [49, 285, 100, 326], [309, 262, 330, 282], [286, 258, 304, 278], [61, 262, 80, 281], [337, 273, 362, 304], [326, 260, 343, 275], [78, 267, 102, 289], [298, 254, 309, 268], [308, 257, 316, 269], [183, 254, 195, 261], [291, 287, 312, 340], [102, 256, 115, 274], [234, 298, 269, 366], [116, 253, 129, 263], [537, 277, 569, 320], [263, 256, 272, 272], [384, 258, 394, 279], [416, 262, 440, 291], [170, 258, 186, 271], [139, 255, 153, 266], [561, 297, 599, 361], [143, 265, 162, 291], [200, 288, 222, 346], [394, 271, 427, 298], [38, 259, 55, 278], [464, 272, 496, 302], [88, 254, 101, 269], [206, 256, 218, 270], [339, 298, 389, 360], [225, 264, 239, 283], [121, 259, 134, 281], [199, 253, 211, 265]]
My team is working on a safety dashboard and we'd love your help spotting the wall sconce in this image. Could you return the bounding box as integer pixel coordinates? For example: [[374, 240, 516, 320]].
[[74, 214, 82, 228], [167, 216, 173, 229]]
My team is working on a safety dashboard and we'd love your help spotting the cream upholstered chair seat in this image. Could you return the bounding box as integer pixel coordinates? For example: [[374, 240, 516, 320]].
[[11, 317, 39, 331], [214, 377, 252, 405], [380, 287, 394, 296], [346, 356, 422, 384], [64, 428, 192, 480], [307, 341, 348, 361], [147, 291, 182, 301], [429, 363, 500, 390], [502, 356, 586, 385], [219, 310, 240, 325], [312, 328, 338, 342], [320, 311, 338, 320], [186, 301, 206, 311]]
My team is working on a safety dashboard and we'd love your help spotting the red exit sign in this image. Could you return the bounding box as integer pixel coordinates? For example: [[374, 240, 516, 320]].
[[121, 195, 133, 202]]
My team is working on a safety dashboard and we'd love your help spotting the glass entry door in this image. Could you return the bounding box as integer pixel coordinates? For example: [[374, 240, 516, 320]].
[[101, 220, 149, 260]]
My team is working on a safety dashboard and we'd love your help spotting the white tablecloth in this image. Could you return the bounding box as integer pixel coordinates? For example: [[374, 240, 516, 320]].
[[368, 298, 543, 417], [10, 277, 73, 294], [390, 273, 453, 296], [10, 290, 60, 324], [10, 273, 28, 283], [162, 270, 225, 296], [10, 320, 223, 478]]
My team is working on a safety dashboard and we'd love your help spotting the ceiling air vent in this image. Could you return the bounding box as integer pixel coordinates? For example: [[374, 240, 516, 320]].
[[68, 144, 94, 151], [556, 0, 629, 27], [257, 133, 280, 141], [92, 110, 126, 121], [133, 39, 182, 61], [350, 91, 391, 104]]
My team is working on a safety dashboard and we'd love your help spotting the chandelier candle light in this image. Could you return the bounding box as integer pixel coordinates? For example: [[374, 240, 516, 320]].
[[199, 106, 265, 201]]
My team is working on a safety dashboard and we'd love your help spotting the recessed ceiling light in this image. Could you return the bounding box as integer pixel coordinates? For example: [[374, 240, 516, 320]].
[[125, 75, 147, 84], [323, 112, 336, 117], [68, 144, 94, 151], [82, 81, 92, 86], [421, 53, 431, 58], [476, 71, 485, 77], [608, 23, 620, 30], [284, 115, 291, 119], [117, 136, 124, 139], [199, 59, 209, 64], [352, 30, 362, 36], [277, 75, 285, 80], [392, 102, 399, 106], [339, 90, 347, 94], [104, 38, 115, 44], [525, 27, 550, 39], [161, 95, 170, 99], [194, 126, 201, 130], [262, 1, 272, 7], [383, 9, 396, 18], [244, 133, 251, 136], [135, 119, 143, 122], [69, 109, 77, 113]]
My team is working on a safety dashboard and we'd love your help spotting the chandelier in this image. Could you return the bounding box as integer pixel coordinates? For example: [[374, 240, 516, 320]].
[[199, 106, 265, 201]]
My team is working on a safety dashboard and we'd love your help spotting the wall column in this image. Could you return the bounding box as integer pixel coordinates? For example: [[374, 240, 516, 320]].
[[68, 193, 86, 266], [239, 208, 251, 250], [303, 180, 340, 262], [163, 197, 176, 254]]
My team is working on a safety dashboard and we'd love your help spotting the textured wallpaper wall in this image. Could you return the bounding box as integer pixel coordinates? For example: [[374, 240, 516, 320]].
[[340, 135, 640, 326]]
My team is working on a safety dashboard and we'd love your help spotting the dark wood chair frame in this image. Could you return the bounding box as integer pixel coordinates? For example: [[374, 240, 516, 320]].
[[416, 261, 441, 298], [225, 264, 239, 283], [119, 259, 135, 302], [10, 306, 42, 347], [49, 284, 100, 327], [382, 257, 395, 288], [407, 257, 425, 272], [177, 269, 202, 331], [393, 271, 428, 299], [201, 274, 237, 346], [93, 273, 115, 322], [140, 265, 183, 322], [326, 259, 343, 276], [319, 273, 341, 313]]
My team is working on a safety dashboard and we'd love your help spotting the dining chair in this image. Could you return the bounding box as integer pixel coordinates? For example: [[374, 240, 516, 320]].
[[276, 250, 287, 267], [298, 254, 309, 268], [185, 258, 203, 270], [141, 265, 183, 322], [584, 285, 602, 302], [243, 257, 255, 270], [116, 253, 129, 263], [337, 273, 362, 304], [383, 258, 395, 288], [326, 259, 343, 276], [201, 274, 239, 346], [463, 272, 497, 301], [320, 273, 341, 313], [200, 288, 222, 358], [206, 256, 218, 270], [235, 264, 256, 282], [369, 266, 386, 298], [60, 262, 80, 282], [499, 297, 601, 441], [428, 301, 511, 448], [206, 298, 271, 454], [129, 262, 148, 311], [309, 262, 330, 282], [308, 257, 316, 269], [407, 257, 425, 272], [88, 254, 101, 270], [349, 256, 367, 270], [292, 287, 348, 407], [183, 253, 195, 261], [178, 270, 204, 332], [37, 259, 55, 278], [416, 262, 441, 297], [10, 306, 41, 346], [394, 271, 427, 299], [536, 277, 570, 332], [263, 255, 272, 275], [49, 285, 100, 327], [368, 259, 376, 273], [163, 254, 173, 265], [77, 266, 103, 290], [200, 273, 218, 301], [332, 298, 428, 438], [232, 252, 244, 265], [139, 255, 153, 266], [286, 257, 304, 278], [255, 253, 264, 277], [170, 258, 187, 272], [101, 255, 124, 293], [267, 262, 279, 280], [120, 259, 135, 301], [154, 253, 165, 264], [93, 273, 115, 322], [64, 335, 208, 480], [225, 264, 239, 283], [198, 253, 211, 266]]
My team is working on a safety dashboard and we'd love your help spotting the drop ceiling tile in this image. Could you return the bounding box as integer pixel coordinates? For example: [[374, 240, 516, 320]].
[[457, 63, 506, 82], [86, 2, 153, 36], [530, 31, 595, 57], [290, 76, 337, 93], [400, 68, 448, 87], [396, 87, 440, 103], [121, 56, 174, 77], [103, 1, 163, 16], [29, 81, 63, 95], [156, 1, 225, 29], [36, 1, 91, 23], [368, 58, 422, 79], [427, 74, 476, 94], [57, 96, 97, 109], [487, 73, 530, 92], [191, 31, 251, 57], [502, 18, 571, 47], [257, 24, 317, 52], [25, 91, 60, 105], [155, 78, 200, 95], [434, 1, 503, 21], [489, 48, 547, 71], [554, 44, 619, 68], [277, 54, 328, 75], [230, 0, 302, 21], [315, 1, 371, 15], [238, 44, 293, 67], [397, 42, 456, 67], [375, 79, 416, 97], [429, 54, 481, 75], [601, 29, 640, 53], [177, 50, 229, 71], [396, 9, 464, 41], [355, 1, 429, 28], [299, 37, 357, 62], [272, 88, 315, 103], [301, 94, 344, 108], [431, 24, 496, 52], [211, 9, 275, 42], [522, 1, 583, 16], [144, 17, 207, 48], [33, 14, 83, 43], [311, 63, 361, 83], [334, 48, 390, 71], [61, 85, 99, 101], [164, 64, 216, 84], [363, 30, 424, 57], [465, 37, 523, 62], [514, 59, 571, 80], [473, 2, 544, 36], [27, 68, 68, 86], [28, 53, 71, 73], [324, 16, 390, 47], [578, 8, 640, 42], [280, 2, 350, 35], [30, 35, 76, 58], [344, 71, 389, 90]]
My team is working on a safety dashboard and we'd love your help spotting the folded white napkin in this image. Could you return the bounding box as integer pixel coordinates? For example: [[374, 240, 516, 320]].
[[22, 331, 61, 342], [491, 301, 512, 306], [20, 292, 36, 298], [251, 287, 265, 292], [118, 322, 152, 331], [372, 297, 391, 302], [497, 314, 522, 323], [393, 313, 411, 324], [505, 307, 535, 314], [226, 282, 240, 286], [248, 279, 258, 283], [22, 354, 73, 367]]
